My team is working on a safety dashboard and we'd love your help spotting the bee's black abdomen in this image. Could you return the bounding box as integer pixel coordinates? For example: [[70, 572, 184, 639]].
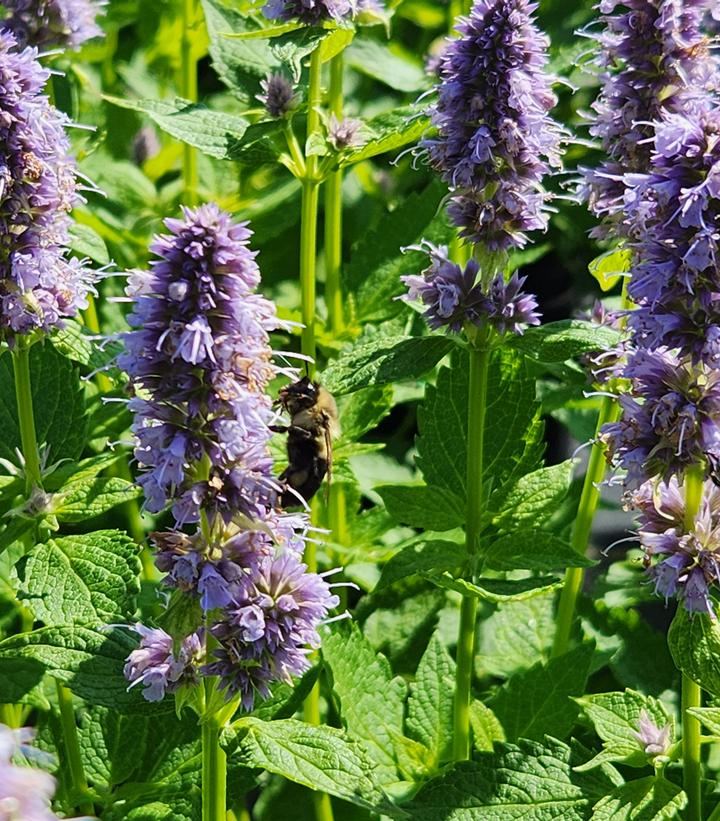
[[279, 431, 328, 506]]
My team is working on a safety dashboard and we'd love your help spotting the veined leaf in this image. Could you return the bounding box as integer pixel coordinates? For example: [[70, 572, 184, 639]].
[[591, 777, 686, 821], [375, 540, 465, 591], [377, 484, 465, 531]]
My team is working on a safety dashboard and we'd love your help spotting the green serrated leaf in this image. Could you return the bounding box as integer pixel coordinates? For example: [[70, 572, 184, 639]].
[[476, 589, 556, 679], [201, 0, 279, 102], [406, 737, 588, 820], [492, 460, 574, 529], [406, 633, 455, 767], [69, 223, 110, 264], [322, 622, 405, 781], [228, 718, 404, 816], [575, 689, 673, 771], [591, 776, 686, 821], [377, 485, 465, 531], [0, 343, 86, 465], [15, 530, 141, 624], [588, 248, 632, 293], [270, 28, 331, 81], [322, 334, 454, 395], [44, 452, 122, 491], [0, 625, 171, 713], [416, 348, 544, 503], [104, 96, 249, 160], [375, 540, 466, 591], [470, 700, 506, 752], [510, 320, 621, 362], [342, 106, 429, 167], [338, 385, 393, 441], [54, 477, 141, 522], [430, 572, 563, 603], [489, 644, 594, 742], [483, 531, 595, 573], [344, 39, 429, 92], [50, 320, 123, 371], [687, 706, 720, 736], [667, 608, 720, 697]]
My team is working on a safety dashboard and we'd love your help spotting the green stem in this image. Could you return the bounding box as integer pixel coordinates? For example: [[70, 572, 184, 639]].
[[181, 0, 199, 204], [300, 48, 323, 374], [12, 341, 42, 494], [201, 704, 227, 821], [56, 681, 94, 816], [682, 465, 705, 821], [324, 53, 344, 336], [552, 394, 619, 657], [453, 331, 490, 761]]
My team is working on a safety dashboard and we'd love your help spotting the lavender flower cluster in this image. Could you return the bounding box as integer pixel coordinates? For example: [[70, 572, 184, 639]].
[[422, 0, 564, 251], [401, 241, 540, 335], [581, 0, 718, 228], [262, 0, 381, 26], [0, 30, 94, 339], [0, 0, 103, 51], [122, 205, 339, 709]]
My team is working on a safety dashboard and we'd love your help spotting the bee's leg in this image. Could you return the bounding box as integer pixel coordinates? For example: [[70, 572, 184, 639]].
[[286, 425, 314, 439]]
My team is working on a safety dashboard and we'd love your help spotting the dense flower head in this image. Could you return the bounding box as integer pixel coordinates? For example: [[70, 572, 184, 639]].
[[602, 349, 720, 485], [257, 73, 297, 119], [400, 241, 540, 334], [0, 724, 61, 820], [123, 624, 203, 702], [0, 31, 94, 339], [262, 0, 353, 25], [631, 477, 720, 615], [121, 203, 284, 525], [0, 0, 103, 51], [422, 0, 563, 250], [581, 0, 718, 226], [619, 108, 720, 363], [204, 552, 340, 710], [327, 115, 364, 151]]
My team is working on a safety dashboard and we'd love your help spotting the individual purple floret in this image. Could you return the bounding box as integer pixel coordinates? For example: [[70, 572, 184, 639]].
[[421, 0, 563, 250], [262, 0, 354, 25], [257, 73, 298, 119], [124, 623, 203, 702], [0, 0, 103, 50], [0, 31, 94, 340], [602, 349, 720, 486], [0, 724, 63, 820], [580, 0, 718, 228], [631, 476, 720, 615], [619, 108, 720, 363], [121, 204, 284, 525], [204, 552, 340, 710], [400, 241, 540, 334]]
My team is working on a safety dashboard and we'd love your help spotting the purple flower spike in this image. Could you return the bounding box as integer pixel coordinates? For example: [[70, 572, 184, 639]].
[[602, 349, 720, 486], [632, 476, 720, 616], [204, 552, 339, 710], [580, 0, 718, 229], [121, 203, 284, 525], [0, 31, 95, 340], [400, 241, 540, 334], [422, 0, 564, 250], [123, 623, 203, 702], [262, 0, 355, 25], [1, 0, 104, 50]]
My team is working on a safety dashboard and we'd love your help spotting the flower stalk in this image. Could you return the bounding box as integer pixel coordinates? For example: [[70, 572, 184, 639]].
[[202, 680, 227, 821], [324, 52, 344, 335], [56, 680, 94, 816], [682, 464, 705, 821], [453, 325, 490, 761], [180, 0, 199, 205]]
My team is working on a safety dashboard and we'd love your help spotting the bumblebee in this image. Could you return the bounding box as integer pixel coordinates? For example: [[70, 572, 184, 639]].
[[271, 376, 340, 507]]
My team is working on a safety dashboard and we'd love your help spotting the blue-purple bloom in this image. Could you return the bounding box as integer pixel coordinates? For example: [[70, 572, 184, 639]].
[[0, 724, 62, 820], [0, 31, 94, 339], [124, 623, 203, 702], [581, 0, 718, 228], [0, 0, 103, 51], [262, 0, 353, 25], [258, 73, 298, 119], [618, 108, 720, 364], [327, 115, 364, 151], [204, 552, 340, 710], [422, 0, 563, 250], [602, 349, 720, 486], [120, 204, 283, 525], [631, 477, 720, 615], [400, 241, 540, 334]]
